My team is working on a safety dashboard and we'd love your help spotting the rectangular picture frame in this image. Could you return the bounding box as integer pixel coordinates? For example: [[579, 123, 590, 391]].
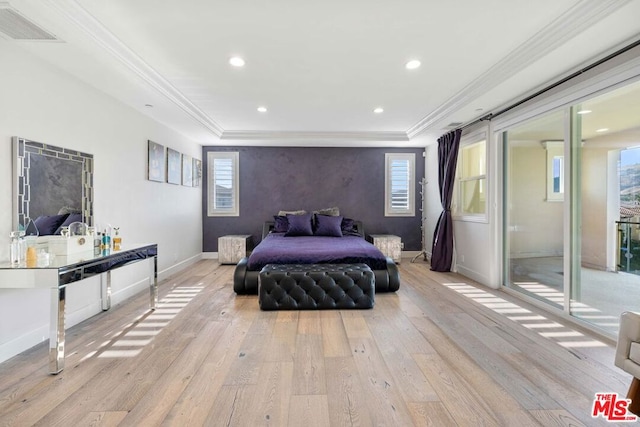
[[182, 154, 193, 187], [147, 140, 165, 182], [167, 147, 181, 185], [193, 158, 202, 187]]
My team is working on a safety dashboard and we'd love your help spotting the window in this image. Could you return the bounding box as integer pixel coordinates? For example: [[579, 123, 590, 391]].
[[385, 153, 415, 216], [542, 141, 564, 201], [207, 151, 239, 216], [453, 136, 487, 220]]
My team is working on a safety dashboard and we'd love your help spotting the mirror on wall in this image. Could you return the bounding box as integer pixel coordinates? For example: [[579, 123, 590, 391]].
[[12, 137, 94, 234]]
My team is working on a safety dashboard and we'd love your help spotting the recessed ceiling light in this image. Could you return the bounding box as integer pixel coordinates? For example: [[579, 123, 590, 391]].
[[373, 107, 384, 114], [577, 110, 592, 115], [405, 60, 421, 70], [229, 56, 245, 67], [257, 106, 267, 113], [596, 128, 609, 133]]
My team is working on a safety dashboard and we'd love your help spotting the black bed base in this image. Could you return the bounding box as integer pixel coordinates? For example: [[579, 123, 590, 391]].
[[233, 256, 400, 295]]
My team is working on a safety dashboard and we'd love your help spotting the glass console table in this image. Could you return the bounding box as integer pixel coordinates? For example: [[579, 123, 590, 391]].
[[0, 243, 158, 374]]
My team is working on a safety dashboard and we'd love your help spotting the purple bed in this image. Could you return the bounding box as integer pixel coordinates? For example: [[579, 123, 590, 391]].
[[233, 220, 400, 294], [247, 234, 389, 271]]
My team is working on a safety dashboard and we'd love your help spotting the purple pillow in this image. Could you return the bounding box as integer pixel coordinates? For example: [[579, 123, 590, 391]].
[[315, 214, 343, 237], [341, 217, 361, 237], [33, 213, 69, 236], [285, 213, 313, 236], [272, 215, 289, 233]]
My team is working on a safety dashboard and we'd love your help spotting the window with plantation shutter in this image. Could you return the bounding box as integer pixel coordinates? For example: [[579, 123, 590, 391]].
[[385, 153, 415, 216], [207, 152, 239, 216]]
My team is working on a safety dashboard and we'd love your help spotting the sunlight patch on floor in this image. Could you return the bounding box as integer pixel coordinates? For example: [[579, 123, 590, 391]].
[[514, 282, 620, 334], [96, 284, 203, 359], [443, 282, 607, 348]]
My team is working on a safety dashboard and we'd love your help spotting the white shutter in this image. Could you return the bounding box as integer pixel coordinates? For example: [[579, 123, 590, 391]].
[[390, 159, 410, 210], [385, 153, 415, 216], [208, 152, 239, 216]]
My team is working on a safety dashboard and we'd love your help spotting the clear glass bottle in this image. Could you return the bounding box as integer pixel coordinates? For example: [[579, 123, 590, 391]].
[[9, 231, 21, 267], [18, 230, 26, 263], [89, 227, 100, 256]]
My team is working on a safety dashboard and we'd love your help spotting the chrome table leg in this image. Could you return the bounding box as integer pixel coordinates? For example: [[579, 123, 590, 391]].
[[101, 271, 112, 311], [150, 255, 158, 310], [49, 286, 66, 374]]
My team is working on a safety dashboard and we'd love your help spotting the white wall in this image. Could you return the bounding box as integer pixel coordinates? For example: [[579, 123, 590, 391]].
[[0, 44, 203, 363]]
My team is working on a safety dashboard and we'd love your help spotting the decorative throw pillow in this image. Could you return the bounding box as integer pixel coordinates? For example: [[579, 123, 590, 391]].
[[313, 206, 340, 217], [33, 214, 69, 236], [341, 217, 361, 236], [272, 215, 289, 233], [285, 213, 313, 236], [278, 209, 306, 216], [315, 214, 343, 237]]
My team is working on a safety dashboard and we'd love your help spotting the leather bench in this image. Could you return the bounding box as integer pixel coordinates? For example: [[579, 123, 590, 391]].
[[258, 264, 375, 310]]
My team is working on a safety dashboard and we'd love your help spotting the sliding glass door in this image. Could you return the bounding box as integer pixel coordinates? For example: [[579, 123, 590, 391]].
[[503, 110, 566, 309], [570, 81, 640, 335], [502, 79, 640, 336]]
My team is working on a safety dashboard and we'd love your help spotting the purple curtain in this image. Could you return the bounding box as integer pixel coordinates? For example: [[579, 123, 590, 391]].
[[431, 129, 462, 272]]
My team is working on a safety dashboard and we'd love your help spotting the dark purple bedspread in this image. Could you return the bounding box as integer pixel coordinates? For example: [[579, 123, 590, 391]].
[[247, 234, 388, 271]]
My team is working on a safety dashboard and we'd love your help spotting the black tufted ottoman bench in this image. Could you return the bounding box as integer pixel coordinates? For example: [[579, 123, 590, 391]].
[[258, 264, 375, 310]]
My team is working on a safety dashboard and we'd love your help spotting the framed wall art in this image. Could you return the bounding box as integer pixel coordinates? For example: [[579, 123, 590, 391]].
[[193, 158, 202, 187], [147, 140, 165, 182], [167, 147, 181, 185], [182, 154, 193, 187]]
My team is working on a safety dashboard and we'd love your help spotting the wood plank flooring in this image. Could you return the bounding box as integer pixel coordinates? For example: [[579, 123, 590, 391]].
[[0, 260, 632, 426]]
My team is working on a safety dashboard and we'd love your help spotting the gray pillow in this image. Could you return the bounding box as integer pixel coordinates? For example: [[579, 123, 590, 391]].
[[58, 206, 82, 215], [313, 206, 340, 216], [278, 210, 306, 216]]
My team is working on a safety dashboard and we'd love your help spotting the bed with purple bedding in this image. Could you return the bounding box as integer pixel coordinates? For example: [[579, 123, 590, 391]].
[[233, 220, 400, 294]]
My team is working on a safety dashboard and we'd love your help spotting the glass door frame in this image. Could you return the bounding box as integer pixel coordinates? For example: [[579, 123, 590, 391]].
[[496, 72, 640, 338]]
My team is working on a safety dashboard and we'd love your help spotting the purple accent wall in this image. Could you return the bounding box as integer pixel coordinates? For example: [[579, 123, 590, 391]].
[[202, 146, 425, 252]]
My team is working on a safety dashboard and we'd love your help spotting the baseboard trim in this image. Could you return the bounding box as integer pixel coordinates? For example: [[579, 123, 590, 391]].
[[159, 253, 203, 280], [202, 252, 218, 260], [454, 264, 496, 289]]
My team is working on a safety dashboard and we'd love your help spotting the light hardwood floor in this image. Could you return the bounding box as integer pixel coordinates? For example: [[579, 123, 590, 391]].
[[0, 260, 632, 426]]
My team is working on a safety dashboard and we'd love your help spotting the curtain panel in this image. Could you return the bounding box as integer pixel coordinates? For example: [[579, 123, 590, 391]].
[[430, 129, 462, 272]]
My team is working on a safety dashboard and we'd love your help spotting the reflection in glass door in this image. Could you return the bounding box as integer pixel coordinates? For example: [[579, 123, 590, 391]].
[[569, 82, 640, 336], [503, 110, 566, 308]]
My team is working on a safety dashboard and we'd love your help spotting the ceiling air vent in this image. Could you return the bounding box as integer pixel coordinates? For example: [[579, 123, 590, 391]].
[[0, 3, 57, 41], [446, 122, 463, 129]]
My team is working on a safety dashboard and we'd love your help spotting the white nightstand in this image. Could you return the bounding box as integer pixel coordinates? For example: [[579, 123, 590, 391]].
[[218, 235, 251, 264], [368, 234, 402, 263]]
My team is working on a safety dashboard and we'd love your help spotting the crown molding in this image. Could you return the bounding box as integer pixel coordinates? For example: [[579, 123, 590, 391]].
[[406, 0, 631, 139], [35, 0, 630, 144], [42, 0, 225, 137], [220, 130, 409, 142]]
